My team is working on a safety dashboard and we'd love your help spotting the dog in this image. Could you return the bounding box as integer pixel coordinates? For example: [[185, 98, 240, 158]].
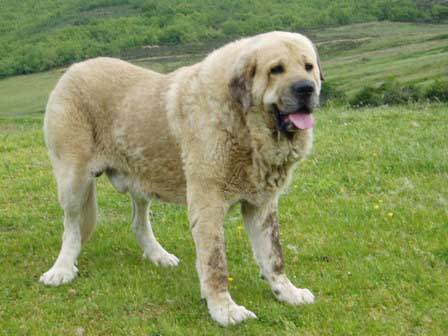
[[40, 31, 324, 326]]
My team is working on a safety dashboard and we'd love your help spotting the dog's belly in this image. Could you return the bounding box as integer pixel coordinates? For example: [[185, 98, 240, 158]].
[[105, 166, 186, 203], [100, 99, 187, 204], [107, 137, 186, 203]]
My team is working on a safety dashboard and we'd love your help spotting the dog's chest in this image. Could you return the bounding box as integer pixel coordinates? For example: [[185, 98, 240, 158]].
[[225, 131, 312, 204]]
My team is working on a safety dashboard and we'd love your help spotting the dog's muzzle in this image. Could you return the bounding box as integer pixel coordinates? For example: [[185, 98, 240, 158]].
[[272, 80, 318, 135]]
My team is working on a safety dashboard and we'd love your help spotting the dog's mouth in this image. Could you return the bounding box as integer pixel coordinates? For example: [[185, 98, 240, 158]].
[[272, 104, 315, 134]]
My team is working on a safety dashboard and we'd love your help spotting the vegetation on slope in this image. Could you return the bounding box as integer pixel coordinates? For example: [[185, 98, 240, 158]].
[[1, 0, 448, 78], [2, 21, 447, 118]]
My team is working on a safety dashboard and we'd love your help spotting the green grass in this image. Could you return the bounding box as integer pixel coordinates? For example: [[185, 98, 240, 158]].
[[0, 70, 61, 118], [1, 103, 447, 334], [313, 22, 448, 94]]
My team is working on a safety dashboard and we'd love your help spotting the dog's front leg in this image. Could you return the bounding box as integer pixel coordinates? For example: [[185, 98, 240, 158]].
[[187, 186, 256, 326], [241, 200, 315, 305]]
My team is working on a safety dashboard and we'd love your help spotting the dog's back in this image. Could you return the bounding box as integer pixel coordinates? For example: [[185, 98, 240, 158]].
[[44, 57, 158, 162], [44, 57, 185, 203]]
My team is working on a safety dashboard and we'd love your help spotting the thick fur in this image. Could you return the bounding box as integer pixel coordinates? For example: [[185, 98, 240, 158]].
[[40, 31, 322, 326]]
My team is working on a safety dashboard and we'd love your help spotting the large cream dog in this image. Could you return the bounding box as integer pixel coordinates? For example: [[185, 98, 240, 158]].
[[40, 31, 324, 326]]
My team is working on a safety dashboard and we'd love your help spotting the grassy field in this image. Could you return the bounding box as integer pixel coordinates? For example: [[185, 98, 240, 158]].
[[1, 104, 447, 335], [1, 20, 448, 335]]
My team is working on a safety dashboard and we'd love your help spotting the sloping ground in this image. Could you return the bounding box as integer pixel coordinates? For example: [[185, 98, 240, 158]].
[[0, 22, 447, 117], [1, 0, 447, 78], [127, 21, 448, 95], [316, 22, 448, 94]]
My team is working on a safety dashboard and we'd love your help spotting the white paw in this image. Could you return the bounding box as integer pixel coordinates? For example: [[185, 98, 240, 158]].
[[40, 265, 78, 286], [143, 247, 180, 267], [272, 277, 315, 305], [207, 294, 257, 326]]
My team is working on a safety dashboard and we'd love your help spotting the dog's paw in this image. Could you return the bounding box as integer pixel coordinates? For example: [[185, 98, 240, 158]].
[[274, 286, 315, 305], [272, 276, 314, 305], [207, 294, 257, 326], [143, 247, 180, 267], [40, 265, 78, 286]]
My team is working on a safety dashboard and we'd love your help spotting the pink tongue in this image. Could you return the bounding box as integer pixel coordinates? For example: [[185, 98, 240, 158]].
[[287, 113, 315, 130]]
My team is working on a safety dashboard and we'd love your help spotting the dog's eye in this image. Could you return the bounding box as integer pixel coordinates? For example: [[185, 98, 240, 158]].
[[305, 63, 314, 72], [270, 65, 284, 75]]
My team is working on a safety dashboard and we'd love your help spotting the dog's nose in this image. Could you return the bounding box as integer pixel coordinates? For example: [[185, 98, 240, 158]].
[[291, 80, 315, 97]]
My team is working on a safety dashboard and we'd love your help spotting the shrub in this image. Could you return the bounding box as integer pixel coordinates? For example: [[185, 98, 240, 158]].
[[424, 80, 448, 102], [382, 81, 421, 105], [222, 20, 243, 36], [350, 80, 427, 107], [320, 82, 347, 106], [350, 86, 384, 107]]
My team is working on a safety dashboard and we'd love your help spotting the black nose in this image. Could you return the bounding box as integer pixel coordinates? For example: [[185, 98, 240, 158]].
[[291, 80, 315, 97]]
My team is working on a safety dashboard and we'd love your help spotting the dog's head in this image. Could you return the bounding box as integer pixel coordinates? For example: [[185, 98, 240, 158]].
[[230, 32, 324, 137]]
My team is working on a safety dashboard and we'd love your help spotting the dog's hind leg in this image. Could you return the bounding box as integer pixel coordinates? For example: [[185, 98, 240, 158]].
[[130, 195, 179, 267], [40, 162, 97, 286]]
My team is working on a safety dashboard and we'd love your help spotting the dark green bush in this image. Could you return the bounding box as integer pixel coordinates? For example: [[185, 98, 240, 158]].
[[424, 80, 448, 102], [382, 81, 421, 105], [320, 82, 347, 106], [348, 80, 444, 107], [350, 86, 384, 107]]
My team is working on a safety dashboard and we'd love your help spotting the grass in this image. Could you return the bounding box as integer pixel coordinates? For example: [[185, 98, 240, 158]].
[[1, 103, 447, 334], [1, 20, 448, 335], [313, 22, 448, 94], [0, 70, 61, 118]]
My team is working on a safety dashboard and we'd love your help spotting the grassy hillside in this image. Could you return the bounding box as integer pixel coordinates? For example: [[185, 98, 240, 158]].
[[1, 21, 447, 118], [314, 21, 448, 95], [1, 0, 448, 78], [1, 104, 447, 335]]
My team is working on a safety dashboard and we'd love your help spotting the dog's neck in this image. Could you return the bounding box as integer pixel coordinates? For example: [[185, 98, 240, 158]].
[[242, 108, 313, 165], [238, 110, 313, 193]]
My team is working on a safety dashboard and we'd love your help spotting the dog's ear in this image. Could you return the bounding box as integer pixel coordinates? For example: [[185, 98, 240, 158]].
[[229, 55, 257, 110], [313, 43, 325, 82]]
